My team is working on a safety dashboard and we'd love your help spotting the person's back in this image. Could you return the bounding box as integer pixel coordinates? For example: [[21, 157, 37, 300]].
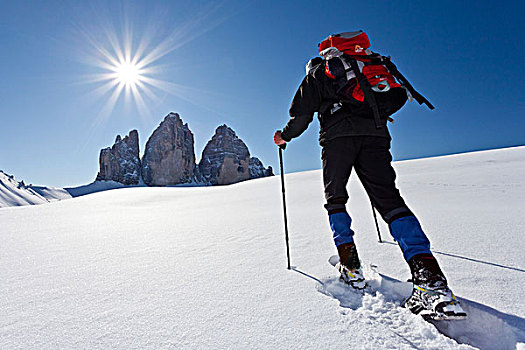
[[273, 30, 466, 321]]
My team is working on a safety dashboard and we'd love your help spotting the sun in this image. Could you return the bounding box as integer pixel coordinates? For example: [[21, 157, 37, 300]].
[[114, 62, 142, 87], [78, 2, 230, 122]]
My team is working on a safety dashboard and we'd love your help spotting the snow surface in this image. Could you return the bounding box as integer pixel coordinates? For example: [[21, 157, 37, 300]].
[[0, 170, 71, 208], [1, 146, 524, 349]]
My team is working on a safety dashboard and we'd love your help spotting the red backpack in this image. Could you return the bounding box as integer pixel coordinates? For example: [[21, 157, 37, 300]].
[[317, 31, 434, 128]]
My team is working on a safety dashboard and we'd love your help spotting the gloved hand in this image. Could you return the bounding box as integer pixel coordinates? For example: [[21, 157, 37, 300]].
[[273, 131, 286, 146]]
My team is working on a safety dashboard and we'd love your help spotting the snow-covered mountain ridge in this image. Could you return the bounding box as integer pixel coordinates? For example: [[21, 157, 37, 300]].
[[1, 146, 524, 349], [0, 170, 71, 208]]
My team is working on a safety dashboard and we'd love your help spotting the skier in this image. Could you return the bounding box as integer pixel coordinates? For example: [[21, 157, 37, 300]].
[[274, 31, 466, 320]]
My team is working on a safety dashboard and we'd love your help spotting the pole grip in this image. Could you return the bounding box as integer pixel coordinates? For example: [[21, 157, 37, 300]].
[[277, 130, 287, 150]]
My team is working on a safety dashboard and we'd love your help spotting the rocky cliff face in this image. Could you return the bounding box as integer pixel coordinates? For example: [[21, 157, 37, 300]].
[[249, 157, 273, 179], [198, 126, 274, 185], [96, 130, 141, 185], [198, 125, 254, 185], [141, 113, 196, 186], [95, 113, 272, 187]]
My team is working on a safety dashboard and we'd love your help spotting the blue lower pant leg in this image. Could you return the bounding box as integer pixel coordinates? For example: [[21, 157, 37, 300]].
[[389, 215, 432, 262], [329, 212, 355, 247]]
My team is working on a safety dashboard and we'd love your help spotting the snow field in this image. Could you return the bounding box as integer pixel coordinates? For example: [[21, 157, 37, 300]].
[[1, 146, 524, 349]]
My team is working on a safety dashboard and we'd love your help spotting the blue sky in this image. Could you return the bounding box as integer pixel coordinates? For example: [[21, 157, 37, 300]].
[[1, 0, 524, 187]]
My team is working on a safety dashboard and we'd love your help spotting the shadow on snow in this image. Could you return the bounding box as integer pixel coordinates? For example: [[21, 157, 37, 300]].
[[381, 240, 525, 273]]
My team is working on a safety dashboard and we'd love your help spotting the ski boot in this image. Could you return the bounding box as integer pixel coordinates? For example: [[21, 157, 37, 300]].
[[336, 243, 366, 290], [405, 254, 467, 320]]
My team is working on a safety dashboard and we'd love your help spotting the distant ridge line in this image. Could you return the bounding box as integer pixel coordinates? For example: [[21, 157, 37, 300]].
[[394, 144, 525, 162]]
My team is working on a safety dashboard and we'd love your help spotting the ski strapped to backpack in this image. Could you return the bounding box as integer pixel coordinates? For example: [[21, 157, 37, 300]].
[[314, 30, 434, 129]]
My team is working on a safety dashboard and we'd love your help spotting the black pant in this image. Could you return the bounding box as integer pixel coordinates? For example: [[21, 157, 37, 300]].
[[322, 136, 412, 223]]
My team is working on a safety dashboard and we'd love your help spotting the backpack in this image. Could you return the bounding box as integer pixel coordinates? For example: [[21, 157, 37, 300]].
[[314, 31, 434, 129]]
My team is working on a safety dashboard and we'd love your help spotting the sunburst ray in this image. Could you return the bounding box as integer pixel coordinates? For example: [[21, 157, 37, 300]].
[[74, 1, 237, 126]]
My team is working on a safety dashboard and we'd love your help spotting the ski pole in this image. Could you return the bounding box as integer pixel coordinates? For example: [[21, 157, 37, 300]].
[[370, 200, 382, 243], [278, 141, 291, 270]]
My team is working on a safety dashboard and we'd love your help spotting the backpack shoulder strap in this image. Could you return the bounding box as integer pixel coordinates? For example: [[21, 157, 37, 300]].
[[306, 57, 324, 76], [343, 54, 383, 129]]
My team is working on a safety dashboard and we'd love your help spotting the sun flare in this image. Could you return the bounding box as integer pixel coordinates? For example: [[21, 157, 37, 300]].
[[79, 2, 228, 122], [114, 62, 141, 87]]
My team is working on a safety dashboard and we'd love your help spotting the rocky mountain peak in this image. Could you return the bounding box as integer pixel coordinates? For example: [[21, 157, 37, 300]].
[[198, 125, 251, 185], [215, 124, 235, 135], [96, 129, 141, 185], [95, 113, 272, 187], [249, 157, 274, 179], [141, 113, 196, 186]]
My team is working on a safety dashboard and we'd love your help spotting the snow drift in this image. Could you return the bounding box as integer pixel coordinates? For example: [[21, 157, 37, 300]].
[[1, 146, 524, 349]]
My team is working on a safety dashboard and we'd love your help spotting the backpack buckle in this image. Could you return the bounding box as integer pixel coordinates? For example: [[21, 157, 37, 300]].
[[330, 102, 343, 114]]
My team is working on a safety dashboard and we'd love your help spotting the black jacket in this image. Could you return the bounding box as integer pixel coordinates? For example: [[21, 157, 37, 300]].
[[281, 63, 391, 146]]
